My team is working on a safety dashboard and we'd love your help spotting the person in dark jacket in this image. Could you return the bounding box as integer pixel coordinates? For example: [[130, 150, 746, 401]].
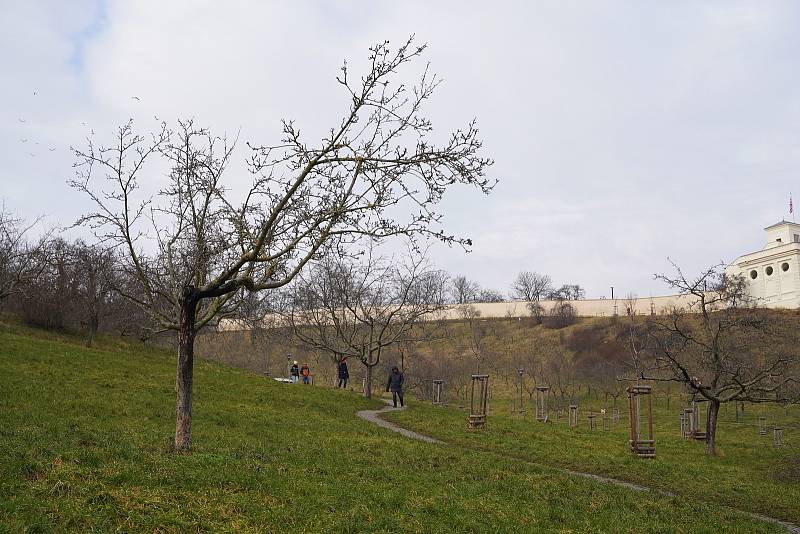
[[337, 358, 349, 388], [290, 361, 300, 383], [385, 366, 405, 408]]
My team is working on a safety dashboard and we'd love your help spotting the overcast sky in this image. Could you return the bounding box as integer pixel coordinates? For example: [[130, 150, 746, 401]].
[[2, 1, 799, 299]]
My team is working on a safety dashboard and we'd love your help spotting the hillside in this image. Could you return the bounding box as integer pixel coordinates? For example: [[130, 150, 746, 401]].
[[197, 310, 800, 404], [0, 321, 792, 532]]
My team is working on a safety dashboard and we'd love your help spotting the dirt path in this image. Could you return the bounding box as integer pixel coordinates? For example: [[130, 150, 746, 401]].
[[356, 401, 443, 444], [357, 403, 800, 534]]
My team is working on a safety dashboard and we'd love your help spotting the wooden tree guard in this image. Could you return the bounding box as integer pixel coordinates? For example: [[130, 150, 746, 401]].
[[774, 427, 784, 447], [569, 405, 579, 428], [432, 379, 444, 405], [612, 408, 620, 425], [683, 400, 707, 441], [588, 411, 597, 430], [511, 368, 526, 416], [627, 385, 655, 458], [681, 408, 693, 438], [602, 411, 610, 431], [468, 374, 490, 429], [535, 386, 550, 422], [758, 416, 767, 436]]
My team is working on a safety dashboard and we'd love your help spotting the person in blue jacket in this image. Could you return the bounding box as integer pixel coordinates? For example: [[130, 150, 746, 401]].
[[385, 366, 405, 408], [337, 357, 349, 388]]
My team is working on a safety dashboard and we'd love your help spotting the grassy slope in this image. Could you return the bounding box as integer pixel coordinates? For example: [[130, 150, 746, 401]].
[[0, 323, 787, 533], [385, 397, 800, 525]]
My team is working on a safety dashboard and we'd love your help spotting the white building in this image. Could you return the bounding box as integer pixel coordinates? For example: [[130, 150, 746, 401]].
[[726, 220, 800, 308]]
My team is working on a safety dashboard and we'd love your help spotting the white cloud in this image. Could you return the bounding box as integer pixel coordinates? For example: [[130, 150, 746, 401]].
[[2, 0, 799, 297]]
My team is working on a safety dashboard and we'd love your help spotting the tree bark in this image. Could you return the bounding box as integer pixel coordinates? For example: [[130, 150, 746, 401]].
[[363, 363, 373, 398], [85, 267, 98, 348], [705, 399, 720, 455], [85, 314, 98, 348], [175, 288, 197, 452]]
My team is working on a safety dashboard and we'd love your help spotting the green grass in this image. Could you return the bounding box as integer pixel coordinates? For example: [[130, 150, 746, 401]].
[[385, 395, 800, 526], [0, 322, 791, 533]]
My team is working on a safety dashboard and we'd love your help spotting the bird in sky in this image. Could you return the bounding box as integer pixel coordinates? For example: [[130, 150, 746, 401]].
[[20, 138, 28, 143], [18, 118, 26, 123], [131, 96, 140, 100], [29, 153, 36, 157], [48, 147, 56, 152]]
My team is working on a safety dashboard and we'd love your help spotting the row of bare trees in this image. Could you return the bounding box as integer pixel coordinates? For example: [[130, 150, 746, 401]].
[[0, 209, 155, 345], [448, 271, 585, 305], [510, 271, 585, 302], [0, 207, 49, 306]]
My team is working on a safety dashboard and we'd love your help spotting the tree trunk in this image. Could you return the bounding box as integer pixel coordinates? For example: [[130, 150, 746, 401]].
[[175, 289, 197, 452], [363, 364, 373, 398], [85, 314, 98, 348], [705, 399, 720, 455]]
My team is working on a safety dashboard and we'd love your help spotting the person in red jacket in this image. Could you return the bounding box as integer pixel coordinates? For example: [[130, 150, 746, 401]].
[[300, 363, 311, 385]]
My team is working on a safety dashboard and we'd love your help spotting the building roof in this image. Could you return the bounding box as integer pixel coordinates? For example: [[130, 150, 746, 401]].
[[764, 220, 800, 231]]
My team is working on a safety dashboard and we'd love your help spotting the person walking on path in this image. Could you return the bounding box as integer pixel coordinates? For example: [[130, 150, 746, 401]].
[[385, 366, 405, 408], [290, 361, 300, 383], [301, 363, 311, 385], [337, 358, 349, 388]]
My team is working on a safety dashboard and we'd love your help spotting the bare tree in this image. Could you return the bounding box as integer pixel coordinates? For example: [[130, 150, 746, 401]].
[[284, 251, 448, 398], [549, 284, 585, 301], [510, 271, 552, 302], [525, 301, 545, 324], [15, 238, 77, 330], [477, 288, 505, 303], [544, 299, 576, 329], [623, 292, 638, 316], [542, 345, 576, 408], [70, 38, 494, 450], [233, 290, 283, 374], [643, 262, 800, 455], [459, 304, 497, 373], [72, 241, 118, 347], [451, 275, 480, 304], [0, 206, 49, 307]]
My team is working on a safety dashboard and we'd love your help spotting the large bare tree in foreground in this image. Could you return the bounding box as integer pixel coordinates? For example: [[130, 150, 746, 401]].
[[70, 38, 494, 451], [643, 263, 800, 455]]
